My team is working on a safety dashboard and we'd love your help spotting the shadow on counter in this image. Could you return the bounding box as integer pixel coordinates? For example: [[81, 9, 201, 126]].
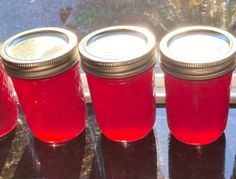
[[13, 131, 85, 179], [89, 131, 158, 179], [169, 134, 225, 179]]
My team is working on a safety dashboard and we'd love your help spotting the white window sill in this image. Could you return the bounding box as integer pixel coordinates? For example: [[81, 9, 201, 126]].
[[82, 73, 236, 105]]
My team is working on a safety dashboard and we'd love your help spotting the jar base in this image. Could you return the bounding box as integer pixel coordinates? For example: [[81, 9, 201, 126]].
[[0, 122, 17, 139], [170, 132, 224, 146], [33, 126, 86, 145], [0, 127, 16, 141], [102, 128, 153, 143]]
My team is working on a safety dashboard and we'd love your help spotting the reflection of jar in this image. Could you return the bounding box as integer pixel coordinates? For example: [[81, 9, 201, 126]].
[[90, 132, 157, 179], [0, 28, 87, 143], [0, 61, 17, 137], [160, 26, 236, 145], [169, 134, 225, 179], [79, 26, 157, 142], [34, 132, 85, 179]]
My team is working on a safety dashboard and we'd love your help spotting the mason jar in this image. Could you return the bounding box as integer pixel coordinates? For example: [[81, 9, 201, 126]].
[[0, 60, 17, 137], [79, 26, 157, 142], [160, 26, 236, 145], [0, 27, 87, 143]]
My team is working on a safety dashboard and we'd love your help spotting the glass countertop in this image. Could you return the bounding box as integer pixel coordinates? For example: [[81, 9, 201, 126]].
[[1, 105, 236, 179]]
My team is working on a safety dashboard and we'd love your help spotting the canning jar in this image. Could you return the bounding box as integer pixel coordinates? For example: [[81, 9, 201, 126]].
[[0, 27, 87, 143], [0, 60, 17, 137], [160, 26, 236, 145], [79, 26, 157, 142]]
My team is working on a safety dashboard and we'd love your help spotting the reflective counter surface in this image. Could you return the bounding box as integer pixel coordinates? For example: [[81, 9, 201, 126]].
[[1, 105, 236, 179]]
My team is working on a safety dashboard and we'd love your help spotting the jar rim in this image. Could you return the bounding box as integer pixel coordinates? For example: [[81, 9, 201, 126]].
[[0, 27, 79, 79], [79, 26, 157, 78]]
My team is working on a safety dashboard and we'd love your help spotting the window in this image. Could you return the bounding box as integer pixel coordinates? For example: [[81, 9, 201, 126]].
[[1, 0, 236, 104]]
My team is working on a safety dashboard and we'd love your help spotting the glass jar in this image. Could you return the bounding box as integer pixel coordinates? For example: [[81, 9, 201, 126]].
[[160, 26, 236, 145], [0, 60, 17, 137], [0, 27, 87, 143], [79, 26, 157, 142]]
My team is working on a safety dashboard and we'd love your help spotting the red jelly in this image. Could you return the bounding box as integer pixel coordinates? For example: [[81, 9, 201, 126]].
[[0, 62, 17, 137], [79, 26, 157, 142], [160, 26, 236, 145], [0, 28, 87, 143]]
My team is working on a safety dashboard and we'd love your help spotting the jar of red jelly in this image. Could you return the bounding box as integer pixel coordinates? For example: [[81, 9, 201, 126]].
[[160, 26, 236, 145], [79, 26, 157, 142], [0, 27, 87, 143], [0, 60, 18, 137]]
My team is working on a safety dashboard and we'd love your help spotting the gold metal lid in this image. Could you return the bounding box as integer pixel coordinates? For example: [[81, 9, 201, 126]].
[[0, 27, 79, 79], [79, 26, 157, 78], [160, 26, 236, 80]]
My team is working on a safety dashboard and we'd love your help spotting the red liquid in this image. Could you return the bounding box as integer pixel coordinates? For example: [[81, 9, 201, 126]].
[[165, 72, 232, 145], [11, 63, 87, 143], [86, 67, 156, 142], [0, 63, 17, 137]]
